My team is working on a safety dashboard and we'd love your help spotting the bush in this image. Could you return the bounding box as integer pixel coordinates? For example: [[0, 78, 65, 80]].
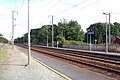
[[64, 40, 85, 44], [0, 37, 8, 43]]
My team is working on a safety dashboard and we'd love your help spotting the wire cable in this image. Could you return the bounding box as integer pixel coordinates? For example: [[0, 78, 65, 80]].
[[18, 0, 25, 13], [55, 0, 89, 15], [13, 0, 17, 10], [29, 0, 62, 24], [63, 0, 102, 16], [49, 0, 62, 10], [16, 0, 54, 26]]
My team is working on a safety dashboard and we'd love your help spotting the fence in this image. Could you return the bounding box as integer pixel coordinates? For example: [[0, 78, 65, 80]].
[[63, 44, 120, 53]]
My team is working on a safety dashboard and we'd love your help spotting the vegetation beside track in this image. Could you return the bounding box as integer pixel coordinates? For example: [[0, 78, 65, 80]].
[[15, 21, 120, 46], [0, 48, 7, 62], [64, 40, 85, 44]]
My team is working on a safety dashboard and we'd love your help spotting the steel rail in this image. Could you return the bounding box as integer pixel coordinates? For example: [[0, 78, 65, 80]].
[[18, 44, 120, 74]]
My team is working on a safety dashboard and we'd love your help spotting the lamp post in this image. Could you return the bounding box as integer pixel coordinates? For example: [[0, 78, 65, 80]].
[[28, 0, 31, 65], [46, 25, 48, 47], [48, 15, 54, 47], [103, 13, 108, 53], [108, 13, 111, 44], [12, 11, 14, 49], [103, 13, 111, 45]]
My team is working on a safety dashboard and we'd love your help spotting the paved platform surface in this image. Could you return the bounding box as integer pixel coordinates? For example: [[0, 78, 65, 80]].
[[0, 45, 67, 80], [17, 46, 113, 80]]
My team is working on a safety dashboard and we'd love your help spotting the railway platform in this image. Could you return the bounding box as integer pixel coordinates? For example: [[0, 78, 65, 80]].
[[0, 44, 69, 80]]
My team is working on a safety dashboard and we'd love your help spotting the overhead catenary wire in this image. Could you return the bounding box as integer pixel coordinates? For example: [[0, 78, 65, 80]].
[[48, 0, 62, 10], [51, 0, 104, 24], [16, 0, 60, 26], [30, 0, 102, 27], [111, 13, 120, 14], [12, 0, 26, 26], [32, 0, 54, 17], [11, 0, 120, 40], [15, 0, 108, 29], [29, 0, 89, 27], [49, 0, 105, 22], [55, 0, 89, 15], [30, 0, 62, 23], [13, 0, 17, 10], [37, 0, 88, 22], [18, 0, 25, 14], [30, 0, 55, 20], [63, 0, 102, 16]]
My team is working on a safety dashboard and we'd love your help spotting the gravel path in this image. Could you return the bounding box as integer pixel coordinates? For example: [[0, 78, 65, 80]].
[[0, 45, 67, 80]]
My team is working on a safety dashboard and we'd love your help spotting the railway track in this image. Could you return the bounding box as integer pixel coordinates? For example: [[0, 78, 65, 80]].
[[18, 44, 120, 78]]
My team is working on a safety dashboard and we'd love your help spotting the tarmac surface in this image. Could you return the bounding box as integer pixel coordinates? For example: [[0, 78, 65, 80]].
[[0, 45, 67, 80], [17, 46, 113, 80]]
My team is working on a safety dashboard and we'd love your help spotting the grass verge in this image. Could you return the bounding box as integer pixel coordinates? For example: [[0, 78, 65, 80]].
[[0, 49, 7, 61]]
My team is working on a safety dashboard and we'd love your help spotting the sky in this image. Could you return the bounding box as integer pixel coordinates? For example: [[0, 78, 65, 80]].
[[0, 0, 120, 40]]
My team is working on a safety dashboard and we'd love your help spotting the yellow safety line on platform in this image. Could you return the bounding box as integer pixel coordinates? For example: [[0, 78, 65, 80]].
[[31, 57, 72, 80], [16, 46, 72, 80]]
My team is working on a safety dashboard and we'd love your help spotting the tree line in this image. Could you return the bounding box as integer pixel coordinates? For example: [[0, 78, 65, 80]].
[[14, 20, 120, 45], [0, 34, 8, 43], [85, 22, 120, 44]]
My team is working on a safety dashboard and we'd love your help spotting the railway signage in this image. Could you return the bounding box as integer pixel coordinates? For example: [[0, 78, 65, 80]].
[[88, 32, 94, 35]]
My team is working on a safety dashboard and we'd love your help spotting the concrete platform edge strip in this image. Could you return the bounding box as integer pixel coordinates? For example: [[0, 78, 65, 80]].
[[31, 57, 73, 80]]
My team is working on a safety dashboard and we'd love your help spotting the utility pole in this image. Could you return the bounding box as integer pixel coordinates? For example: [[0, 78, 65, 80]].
[[28, 0, 31, 65], [52, 15, 54, 47], [46, 25, 48, 47], [108, 12, 111, 44], [12, 11, 17, 49], [12, 11, 14, 49], [49, 15, 54, 47], [10, 33, 11, 45]]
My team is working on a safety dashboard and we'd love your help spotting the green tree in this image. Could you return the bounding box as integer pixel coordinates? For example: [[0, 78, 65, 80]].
[[15, 20, 85, 45], [113, 22, 120, 36], [59, 20, 84, 41], [0, 34, 8, 43], [85, 23, 106, 44], [85, 22, 120, 44]]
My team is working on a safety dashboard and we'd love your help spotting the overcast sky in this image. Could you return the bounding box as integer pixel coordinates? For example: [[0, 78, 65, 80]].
[[0, 0, 120, 40]]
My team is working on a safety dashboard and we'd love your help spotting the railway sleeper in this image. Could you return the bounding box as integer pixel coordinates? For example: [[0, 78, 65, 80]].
[[18, 45, 120, 74]]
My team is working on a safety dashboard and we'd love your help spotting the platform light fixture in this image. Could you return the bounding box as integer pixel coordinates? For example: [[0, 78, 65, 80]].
[[103, 12, 108, 53]]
